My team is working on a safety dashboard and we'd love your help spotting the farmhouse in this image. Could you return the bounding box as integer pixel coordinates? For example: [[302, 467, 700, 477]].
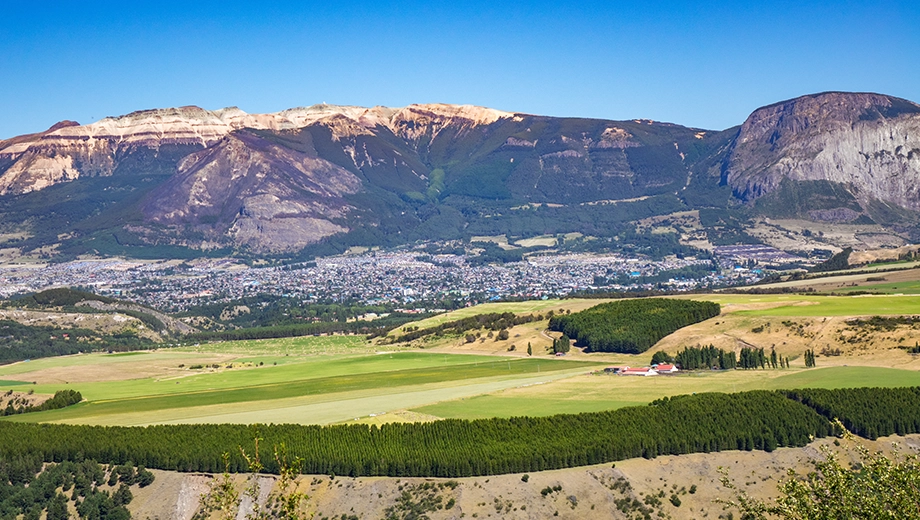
[[654, 363, 679, 374], [620, 367, 658, 376]]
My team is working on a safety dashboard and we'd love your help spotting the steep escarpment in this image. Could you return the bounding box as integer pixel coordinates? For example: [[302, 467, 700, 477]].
[[2, 93, 920, 257], [725, 92, 920, 221], [131, 105, 716, 251], [141, 130, 362, 253]]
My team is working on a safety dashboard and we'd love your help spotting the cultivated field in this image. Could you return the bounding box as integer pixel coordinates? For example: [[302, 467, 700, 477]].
[[1, 292, 919, 427], [0, 347, 600, 425]]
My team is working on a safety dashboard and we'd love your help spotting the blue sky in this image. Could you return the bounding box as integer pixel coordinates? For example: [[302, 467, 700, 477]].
[[2, 0, 918, 138]]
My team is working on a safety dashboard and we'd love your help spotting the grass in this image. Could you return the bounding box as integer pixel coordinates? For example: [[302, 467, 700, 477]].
[[692, 294, 920, 317], [180, 334, 371, 355], [4, 357, 601, 424], [766, 365, 920, 389], [415, 395, 642, 420], [414, 366, 920, 419], [0, 379, 33, 386], [0, 350, 204, 377], [825, 280, 920, 295], [0, 352, 509, 401], [143, 371, 587, 426], [4, 292, 920, 427]]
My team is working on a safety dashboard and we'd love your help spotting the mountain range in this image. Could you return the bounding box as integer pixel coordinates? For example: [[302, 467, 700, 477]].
[[1, 92, 918, 260]]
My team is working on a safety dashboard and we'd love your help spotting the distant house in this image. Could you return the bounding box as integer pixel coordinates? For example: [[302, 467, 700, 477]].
[[621, 367, 658, 376], [655, 364, 678, 374]]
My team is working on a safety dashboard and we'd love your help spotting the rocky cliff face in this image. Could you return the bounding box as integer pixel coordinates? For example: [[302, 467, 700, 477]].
[[2, 93, 920, 256], [141, 130, 362, 253], [0, 104, 511, 196], [725, 92, 920, 213]]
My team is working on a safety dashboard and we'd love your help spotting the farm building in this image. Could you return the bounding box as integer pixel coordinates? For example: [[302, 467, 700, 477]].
[[620, 367, 658, 376]]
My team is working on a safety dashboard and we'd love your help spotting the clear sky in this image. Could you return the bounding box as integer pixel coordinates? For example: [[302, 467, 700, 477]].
[[2, 0, 918, 138]]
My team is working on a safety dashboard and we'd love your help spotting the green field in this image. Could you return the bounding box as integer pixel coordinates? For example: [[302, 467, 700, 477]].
[[0, 379, 33, 386], [182, 334, 373, 357], [826, 280, 920, 295], [1, 350, 601, 425], [2, 292, 920, 428], [21, 358, 596, 418], [415, 366, 920, 419], [414, 394, 643, 419], [697, 293, 920, 316], [21, 352, 513, 401]]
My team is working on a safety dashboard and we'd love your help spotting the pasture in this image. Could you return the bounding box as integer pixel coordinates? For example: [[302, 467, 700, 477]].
[[0, 347, 600, 425], [414, 366, 920, 419], [1, 291, 919, 427], [827, 279, 920, 295], [693, 293, 920, 317]]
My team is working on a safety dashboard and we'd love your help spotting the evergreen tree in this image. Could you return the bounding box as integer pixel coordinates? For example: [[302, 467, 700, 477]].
[[113, 483, 133, 506], [804, 350, 817, 368], [46, 494, 69, 520], [552, 335, 571, 354], [548, 298, 720, 353], [651, 351, 673, 365], [526, 343, 532, 356]]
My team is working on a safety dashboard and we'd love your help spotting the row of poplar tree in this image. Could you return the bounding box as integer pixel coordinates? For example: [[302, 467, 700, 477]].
[[652, 345, 807, 370]]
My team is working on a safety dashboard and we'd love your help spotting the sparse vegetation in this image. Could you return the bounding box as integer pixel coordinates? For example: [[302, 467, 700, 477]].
[[390, 312, 542, 344], [1, 389, 82, 416], [721, 423, 920, 519], [0, 457, 151, 520]]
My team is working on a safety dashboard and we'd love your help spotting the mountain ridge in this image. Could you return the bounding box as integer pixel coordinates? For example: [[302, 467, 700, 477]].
[[0, 92, 918, 258]]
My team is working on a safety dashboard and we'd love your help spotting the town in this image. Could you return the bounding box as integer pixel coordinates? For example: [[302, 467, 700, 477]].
[[0, 244, 783, 311]]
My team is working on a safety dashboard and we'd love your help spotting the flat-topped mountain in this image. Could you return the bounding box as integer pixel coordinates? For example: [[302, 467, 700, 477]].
[[0, 92, 917, 258]]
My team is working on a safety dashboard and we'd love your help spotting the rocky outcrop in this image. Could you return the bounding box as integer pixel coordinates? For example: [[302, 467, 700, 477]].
[[140, 130, 361, 253], [0, 104, 511, 196], [726, 92, 920, 212], [3, 93, 920, 255]]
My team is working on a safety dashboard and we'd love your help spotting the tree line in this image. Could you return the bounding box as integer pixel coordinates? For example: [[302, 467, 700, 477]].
[[784, 387, 920, 440], [0, 388, 877, 479], [652, 345, 737, 370], [185, 311, 429, 343], [804, 349, 817, 367], [390, 312, 543, 344], [2, 390, 83, 417], [552, 335, 571, 354], [0, 320, 157, 365], [548, 298, 720, 353], [653, 345, 796, 370]]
